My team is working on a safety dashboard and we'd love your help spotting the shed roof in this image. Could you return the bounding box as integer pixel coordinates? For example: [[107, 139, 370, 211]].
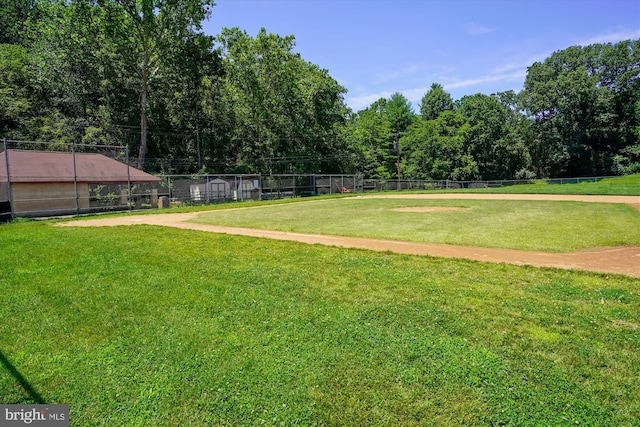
[[0, 150, 161, 183]]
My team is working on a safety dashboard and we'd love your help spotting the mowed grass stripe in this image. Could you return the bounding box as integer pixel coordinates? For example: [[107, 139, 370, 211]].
[[0, 221, 639, 425], [192, 198, 640, 252]]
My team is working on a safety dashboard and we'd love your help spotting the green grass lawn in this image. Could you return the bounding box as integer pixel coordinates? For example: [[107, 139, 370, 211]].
[[192, 198, 640, 252], [1, 220, 639, 426]]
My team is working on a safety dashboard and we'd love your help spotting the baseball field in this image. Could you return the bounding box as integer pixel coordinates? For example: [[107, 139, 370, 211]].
[[1, 177, 639, 425]]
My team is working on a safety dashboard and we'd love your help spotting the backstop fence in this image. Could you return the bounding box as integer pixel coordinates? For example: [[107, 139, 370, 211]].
[[0, 140, 617, 221]]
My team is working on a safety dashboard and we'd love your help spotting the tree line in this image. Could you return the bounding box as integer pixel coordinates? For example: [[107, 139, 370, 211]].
[[1, 0, 639, 178], [348, 40, 640, 180]]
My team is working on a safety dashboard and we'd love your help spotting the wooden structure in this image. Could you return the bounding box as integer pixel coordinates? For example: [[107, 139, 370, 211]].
[[0, 149, 161, 217]]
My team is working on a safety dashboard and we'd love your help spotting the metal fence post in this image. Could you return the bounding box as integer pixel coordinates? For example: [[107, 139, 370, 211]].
[[206, 174, 211, 204], [72, 142, 80, 216], [3, 138, 14, 219], [234, 176, 237, 201], [126, 146, 131, 211]]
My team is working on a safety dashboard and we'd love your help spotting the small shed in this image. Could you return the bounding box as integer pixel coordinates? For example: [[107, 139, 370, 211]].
[[190, 178, 231, 202], [0, 149, 161, 217]]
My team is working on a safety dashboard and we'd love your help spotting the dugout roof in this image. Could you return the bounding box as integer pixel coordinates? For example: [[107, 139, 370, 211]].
[[0, 149, 161, 184]]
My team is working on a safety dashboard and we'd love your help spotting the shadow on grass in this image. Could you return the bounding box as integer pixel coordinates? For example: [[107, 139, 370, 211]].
[[0, 350, 46, 404]]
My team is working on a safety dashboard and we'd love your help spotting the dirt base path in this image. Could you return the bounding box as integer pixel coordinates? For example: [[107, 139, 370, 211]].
[[60, 194, 640, 278]]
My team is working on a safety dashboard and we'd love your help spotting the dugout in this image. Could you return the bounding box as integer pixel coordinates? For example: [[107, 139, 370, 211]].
[[0, 149, 161, 217]]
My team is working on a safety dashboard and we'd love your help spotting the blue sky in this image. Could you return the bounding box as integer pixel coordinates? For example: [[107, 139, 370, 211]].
[[203, 0, 640, 112]]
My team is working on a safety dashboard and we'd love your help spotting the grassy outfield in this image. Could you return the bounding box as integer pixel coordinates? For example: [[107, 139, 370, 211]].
[[1, 221, 639, 426], [192, 198, 640, 252], [445, 174, 640, 195]]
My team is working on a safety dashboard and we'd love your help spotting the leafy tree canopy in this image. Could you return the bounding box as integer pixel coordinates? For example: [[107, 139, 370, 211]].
[[420, 83, 453, 121]]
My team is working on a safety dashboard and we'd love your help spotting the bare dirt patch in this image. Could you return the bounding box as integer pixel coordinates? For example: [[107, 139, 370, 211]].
[[58, 193, 640, 278], [392, 207, 467, 213], [612, 319, 640, 330]]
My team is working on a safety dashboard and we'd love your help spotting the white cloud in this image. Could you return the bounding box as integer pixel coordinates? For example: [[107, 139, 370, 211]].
[[488, 28, 640, 82], [375, 64, 421, 84], [346, 70, 527, 111], [492, 54, 548, 73], [442, 70, 527, 91], [464, 22, 495, 35], [579, 28, 640, 46], [347, 91, 394, 111], [403, 86, 431, 105]]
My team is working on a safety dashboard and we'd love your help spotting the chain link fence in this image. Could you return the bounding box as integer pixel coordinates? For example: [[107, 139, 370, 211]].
[[156, 174, 363, 206], [0, 140, 617, 220]]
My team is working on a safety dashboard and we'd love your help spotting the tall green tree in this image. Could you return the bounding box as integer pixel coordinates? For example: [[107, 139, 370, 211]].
[[419, 83, 453, 121], [457, 93, 529, 180], [30, 1, 106, 137], [147, 32, 221, 170], [385, 92, 415, 180], [0, 0, 39, 45], [346, 93, 418, 179], [522, 40, 640, 177], [0, 43, 32, 138], [104, 0, 216, 169], [493, 90, 535, 179], [386, 92, 414, 135], [25, 0, 139, 145], [26, 0, 218, 167], [346, 98, 392, 178], [400, 110, 478, 180], [208, 27, 347, 173]]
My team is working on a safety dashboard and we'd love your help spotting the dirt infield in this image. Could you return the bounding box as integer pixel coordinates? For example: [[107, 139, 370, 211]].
[[60, 194, 640, 278], [361, 193, 640, 212]]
